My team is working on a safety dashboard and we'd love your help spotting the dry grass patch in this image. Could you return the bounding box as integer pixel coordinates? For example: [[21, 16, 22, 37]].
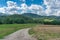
[[30, 25, 60, 40]]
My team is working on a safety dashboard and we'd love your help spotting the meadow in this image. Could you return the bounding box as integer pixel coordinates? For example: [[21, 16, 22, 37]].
[[29, 25, 60, 40], [0, 24, 36, 38]]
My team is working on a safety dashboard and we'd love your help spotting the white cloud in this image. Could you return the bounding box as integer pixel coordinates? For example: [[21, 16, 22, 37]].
[[6, 1, 21, 14], [7, 1, 17, 7], [44, 0, 60, 16], [20, 3, 28, 10], [29, 4, 43, 10], [20, 3, 29, 13], [20, 3, 46, 15], [0, 7, 6, 13], [0, 1, 45, 15], [29, 4, 46, 16], [0, 0, 60, 16]]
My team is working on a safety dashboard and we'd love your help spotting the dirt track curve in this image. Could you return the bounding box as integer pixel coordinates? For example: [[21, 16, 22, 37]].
[[2, 28, 37, 40]]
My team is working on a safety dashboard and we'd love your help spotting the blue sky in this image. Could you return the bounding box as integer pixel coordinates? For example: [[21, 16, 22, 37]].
[[0, 0, 43, 7], [0, 0, 60, 16], [0, 0, 45, 15]]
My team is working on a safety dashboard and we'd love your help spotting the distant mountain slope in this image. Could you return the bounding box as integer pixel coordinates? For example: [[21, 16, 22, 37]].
[[0, 13, 60, 19], [0, 13, 10, 16], [22, 13, 41, 18], [22, 13, 60, 19]]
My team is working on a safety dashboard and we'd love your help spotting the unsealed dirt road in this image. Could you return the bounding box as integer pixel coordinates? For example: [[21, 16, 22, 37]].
[[2, 28, 37, 40]]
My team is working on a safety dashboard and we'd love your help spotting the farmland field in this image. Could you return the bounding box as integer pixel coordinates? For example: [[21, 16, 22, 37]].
[[0, 24, 36, 38], [29, 25, 60, 40]]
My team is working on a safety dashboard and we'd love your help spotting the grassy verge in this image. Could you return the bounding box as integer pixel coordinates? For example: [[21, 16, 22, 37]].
[[29, 28, 36, 35], [29, 25, 60, 40], [0, 24, 36, 39]]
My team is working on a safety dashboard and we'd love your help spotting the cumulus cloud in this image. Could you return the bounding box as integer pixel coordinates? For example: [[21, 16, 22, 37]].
[[44, 0, 60, 16], [0, 7, 6, 13], [0, 0, 60, 16], [6, 1, 21, 14], [0, 1, 46, 15], [29, 4, 46, 15], [20, 3, 45, 15], [7, 1, 17, 7], [20, 3, 28, 13], [20, 4, 46, 16]]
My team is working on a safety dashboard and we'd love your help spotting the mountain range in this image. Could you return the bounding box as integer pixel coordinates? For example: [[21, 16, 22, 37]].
[[0, 13, 60, 19]]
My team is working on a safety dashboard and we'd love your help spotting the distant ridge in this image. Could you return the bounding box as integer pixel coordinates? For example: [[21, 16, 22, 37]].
[[22, 13, 41, 18]]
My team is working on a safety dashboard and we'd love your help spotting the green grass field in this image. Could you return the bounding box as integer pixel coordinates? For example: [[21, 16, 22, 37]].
[[0, 24, 36, 39]]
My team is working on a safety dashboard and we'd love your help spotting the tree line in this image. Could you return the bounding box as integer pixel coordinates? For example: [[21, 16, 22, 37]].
[[0, 14, 60, 25], [0, 14, 34, 24]]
